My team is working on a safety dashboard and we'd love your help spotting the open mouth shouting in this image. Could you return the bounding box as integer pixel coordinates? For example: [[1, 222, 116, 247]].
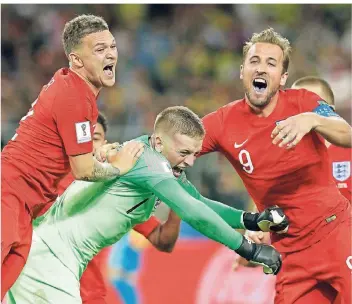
[[252, 78, 267, 94], [103, 63, 114, 78], [172, 166, 184, 178]]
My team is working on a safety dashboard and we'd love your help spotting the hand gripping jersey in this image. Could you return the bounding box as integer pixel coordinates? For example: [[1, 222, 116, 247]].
[[201, 89, 350, 252]]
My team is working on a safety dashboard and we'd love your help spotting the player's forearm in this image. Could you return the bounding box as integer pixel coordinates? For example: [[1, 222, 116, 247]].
[[312, 114, 352, 147], [82, 158, 120, 181], [148, 210, 181, 252], [198, 195, 245, 229], [153, 180, 243, 250]]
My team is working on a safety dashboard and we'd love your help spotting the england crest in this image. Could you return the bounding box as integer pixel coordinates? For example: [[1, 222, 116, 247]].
[[332, 161, 351, 182]]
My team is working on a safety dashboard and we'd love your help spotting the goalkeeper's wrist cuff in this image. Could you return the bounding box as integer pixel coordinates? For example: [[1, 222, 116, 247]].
[[243, 212, 260, 231], [235, 235, 256, 261]]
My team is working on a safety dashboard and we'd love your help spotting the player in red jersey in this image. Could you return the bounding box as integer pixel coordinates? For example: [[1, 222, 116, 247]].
[[57, 112, 161, 304], [1, 14, 143, 299], [200, 28, 352, 304], [292, 76, 351, 202]]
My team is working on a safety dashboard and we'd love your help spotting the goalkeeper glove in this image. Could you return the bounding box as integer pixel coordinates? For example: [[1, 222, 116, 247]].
[[243, 205, 289, 234], [235, 235, 282, 275]]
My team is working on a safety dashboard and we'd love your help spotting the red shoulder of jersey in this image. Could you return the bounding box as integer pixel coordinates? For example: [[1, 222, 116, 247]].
[[201, 99, 245, 155], [51, 68, 98, 156], [282, 88, 326, 113]]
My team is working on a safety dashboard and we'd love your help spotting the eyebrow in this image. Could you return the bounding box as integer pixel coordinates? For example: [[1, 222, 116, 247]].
[[267, 57, 277, 62], [249, 55, 277, 62], [94, 40, 116, 48]]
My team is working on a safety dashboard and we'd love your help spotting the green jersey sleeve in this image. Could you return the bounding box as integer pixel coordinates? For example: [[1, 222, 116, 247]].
[[152, 179, 244, 251], [177, 174, 245, 229]]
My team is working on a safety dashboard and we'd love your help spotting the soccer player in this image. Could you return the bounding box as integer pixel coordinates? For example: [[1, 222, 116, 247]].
[[200, 28, 352, 304], [1, 14, 143, 298], [292, 76, 351, 202], [8, 106, 287, 304]]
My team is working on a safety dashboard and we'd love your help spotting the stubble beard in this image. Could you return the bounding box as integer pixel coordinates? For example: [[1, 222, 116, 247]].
[[244, 83, 280, 109]]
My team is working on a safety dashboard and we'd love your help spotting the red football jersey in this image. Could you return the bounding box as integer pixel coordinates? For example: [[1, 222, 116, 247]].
[[328, 145, 351, 202], [201, 88, 350, 253], [2, 68, 98, 217]]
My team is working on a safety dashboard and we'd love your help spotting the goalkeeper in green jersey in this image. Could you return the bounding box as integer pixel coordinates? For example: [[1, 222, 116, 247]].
[[8, 106, 288, 304]]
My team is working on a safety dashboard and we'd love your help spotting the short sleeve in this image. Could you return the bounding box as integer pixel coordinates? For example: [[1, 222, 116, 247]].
[[53, 86, 95, 156], [200, 110, 223, 155], [133, 216, 160, 237]]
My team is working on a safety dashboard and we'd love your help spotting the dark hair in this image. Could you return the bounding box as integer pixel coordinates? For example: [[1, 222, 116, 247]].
[[97, 112, 108, 134], [62, 14, 109, 57]]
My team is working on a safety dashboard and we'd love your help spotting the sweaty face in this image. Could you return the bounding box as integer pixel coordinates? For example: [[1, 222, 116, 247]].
[[160, 133, 203, 178], [240, 42, 288, 109], [92, 123, 107, 155], [78, 30, 118, 89]]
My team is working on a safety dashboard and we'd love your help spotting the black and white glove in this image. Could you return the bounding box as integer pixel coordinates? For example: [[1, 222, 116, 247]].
[[235, 235, 282, 275], [242, 205, 289, 234]]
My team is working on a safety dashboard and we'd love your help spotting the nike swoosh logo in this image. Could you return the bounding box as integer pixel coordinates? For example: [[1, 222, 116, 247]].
[[234, 139, 248, 148]]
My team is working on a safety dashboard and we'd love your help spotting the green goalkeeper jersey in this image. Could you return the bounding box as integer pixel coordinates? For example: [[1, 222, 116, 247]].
[[34, 135, 245, 279]]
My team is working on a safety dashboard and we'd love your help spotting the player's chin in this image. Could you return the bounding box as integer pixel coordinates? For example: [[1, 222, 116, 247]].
[[102, 77, 116, 87]]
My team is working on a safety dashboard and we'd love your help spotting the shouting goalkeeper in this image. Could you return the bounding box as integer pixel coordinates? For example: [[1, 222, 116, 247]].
[[8, 106, 289, 304]]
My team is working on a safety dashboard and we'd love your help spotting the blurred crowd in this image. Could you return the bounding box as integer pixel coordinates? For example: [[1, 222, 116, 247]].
[[2, 4, 351, 210]]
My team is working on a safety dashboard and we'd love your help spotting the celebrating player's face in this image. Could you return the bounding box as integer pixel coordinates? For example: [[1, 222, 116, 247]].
[[240, 42, 288, 109], [161, 133, 203, 178], [78, 30, 118, 90]]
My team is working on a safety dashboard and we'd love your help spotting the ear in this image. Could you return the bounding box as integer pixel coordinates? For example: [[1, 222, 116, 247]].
[[69, 52, 84, 69], [280, 71, 289, 86], [240, 64, 244, 80], [154, 135, 163, 153]]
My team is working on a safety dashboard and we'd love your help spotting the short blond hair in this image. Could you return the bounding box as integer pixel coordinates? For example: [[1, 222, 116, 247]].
[[292, 76, 335, 105], [243, 28, 292, 73], [154, 106, 205, 139]]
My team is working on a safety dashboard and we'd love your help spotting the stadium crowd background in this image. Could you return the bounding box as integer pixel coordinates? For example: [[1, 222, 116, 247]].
[[2, 4, 351, 211], [1, 4, 351, 303]]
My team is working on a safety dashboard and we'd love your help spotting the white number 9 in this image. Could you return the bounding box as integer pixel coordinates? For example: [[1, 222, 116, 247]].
[[239, 149, 254, 174]]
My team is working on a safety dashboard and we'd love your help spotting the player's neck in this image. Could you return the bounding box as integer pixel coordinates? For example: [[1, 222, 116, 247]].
[[245, 92, 279, 118], [69, 67, 101, 97]]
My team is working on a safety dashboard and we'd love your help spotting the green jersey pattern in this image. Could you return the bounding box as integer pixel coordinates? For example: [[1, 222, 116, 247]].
[[35, 135, 175, 278]]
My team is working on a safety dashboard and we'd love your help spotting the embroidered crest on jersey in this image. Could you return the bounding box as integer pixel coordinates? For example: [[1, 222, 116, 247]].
[[332, 161, 350, 182], [75, 121, 91, 143], [154, 198, 162, 210]]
